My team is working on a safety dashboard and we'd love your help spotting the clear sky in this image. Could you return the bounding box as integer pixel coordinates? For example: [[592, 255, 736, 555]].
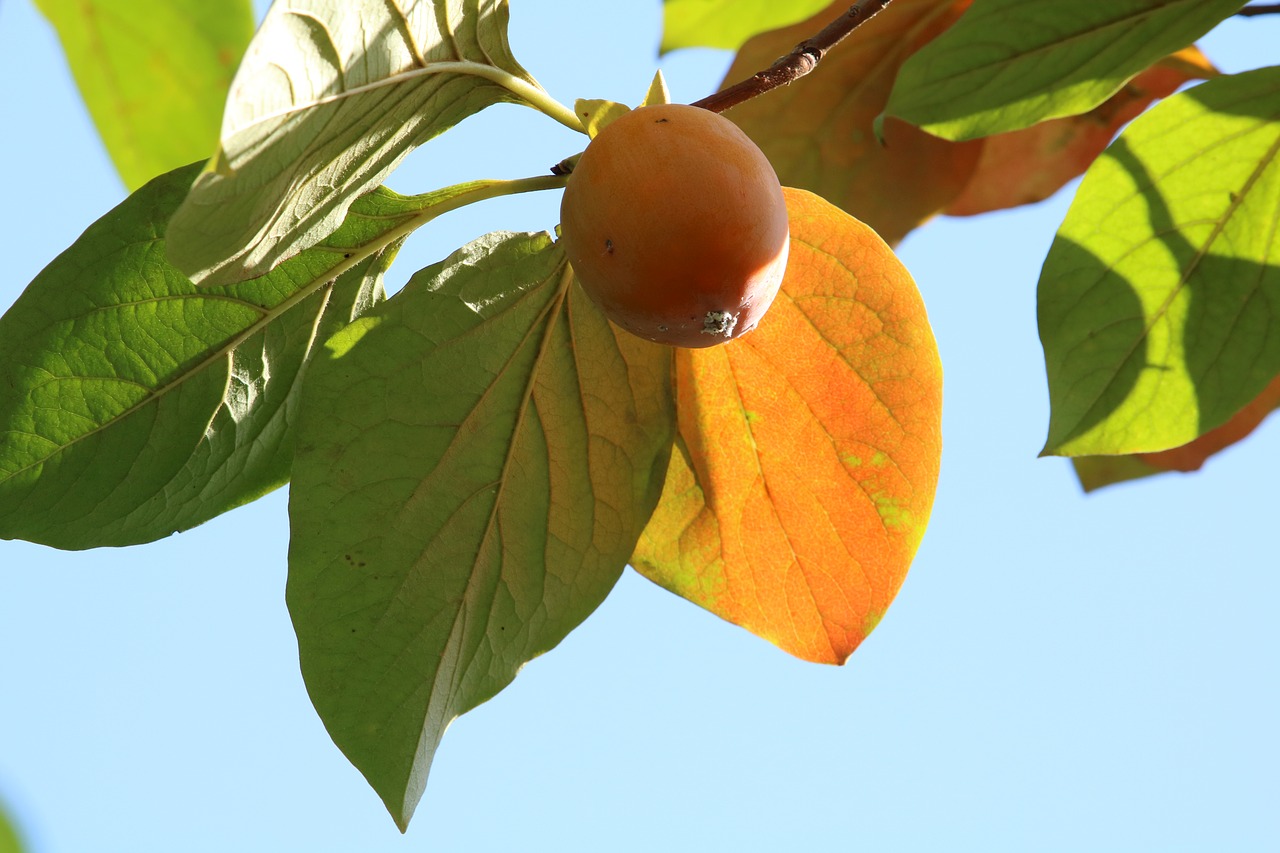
[[1, 2, 1278, 851]]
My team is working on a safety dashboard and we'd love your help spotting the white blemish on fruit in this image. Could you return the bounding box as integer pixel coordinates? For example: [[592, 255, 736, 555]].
[[701, 311, 737, 337]]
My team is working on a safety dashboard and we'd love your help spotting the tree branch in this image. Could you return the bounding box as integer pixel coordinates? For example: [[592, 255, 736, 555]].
[[1237, 3, 1280, 16], [691, 0, 895, 114]]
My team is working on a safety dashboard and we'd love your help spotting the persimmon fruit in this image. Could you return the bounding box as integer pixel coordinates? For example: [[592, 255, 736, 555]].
[[559, 103, 790, 348]]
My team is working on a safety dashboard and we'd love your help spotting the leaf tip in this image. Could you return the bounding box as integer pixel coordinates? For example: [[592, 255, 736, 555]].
[[573, 98, 632, 138], [871, 113, 888, 147], [643, 70, 672, 106]]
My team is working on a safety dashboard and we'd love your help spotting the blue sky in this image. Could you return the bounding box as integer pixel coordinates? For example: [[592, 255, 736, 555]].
[[1, 2, 1278, 851]]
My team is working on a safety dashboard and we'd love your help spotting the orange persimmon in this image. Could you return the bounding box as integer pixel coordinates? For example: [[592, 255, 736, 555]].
[[559, 104, 790, 348]]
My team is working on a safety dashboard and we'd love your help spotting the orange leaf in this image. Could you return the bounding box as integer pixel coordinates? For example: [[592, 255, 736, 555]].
[[946, 47, 1218, 217], [632, 188, 943, 664], [721, 0, 980, 245]]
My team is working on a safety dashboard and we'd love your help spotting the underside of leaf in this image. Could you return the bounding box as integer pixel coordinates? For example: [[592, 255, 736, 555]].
[[0, 163, 410, 548], [287, 231, 674, 829], [167, 0, 551, 285], [885, 0, 1245, 140]]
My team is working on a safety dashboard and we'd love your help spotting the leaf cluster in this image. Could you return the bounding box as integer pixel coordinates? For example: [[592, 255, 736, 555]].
[[701, 0, 1280, 485], [2, 0, 1277, 836]]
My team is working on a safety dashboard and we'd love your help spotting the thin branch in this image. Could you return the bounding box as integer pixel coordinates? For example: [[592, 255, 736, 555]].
[[1237, 3, 1280, 16], [692, 0, 894, 114]]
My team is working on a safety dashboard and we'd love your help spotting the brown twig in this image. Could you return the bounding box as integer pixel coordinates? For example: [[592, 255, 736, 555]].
[[691, 0, 895, 114], [1237, 3, 1280, 16]]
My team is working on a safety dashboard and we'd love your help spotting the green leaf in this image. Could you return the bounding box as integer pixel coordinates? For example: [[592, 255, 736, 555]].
[[884, 0, 1246, 141], [1072, 374, 1280, 490], [1039, 67, 1280, 458], [642, 70, 672, 107], [660, 0, 833, 53], [287, 231, 674, 830], [166, 0, 566, 286], [33, 0, 255, 191], [0, 800, 23, 853], [0, 165, 524, 549], [574, 98, 631, 138]]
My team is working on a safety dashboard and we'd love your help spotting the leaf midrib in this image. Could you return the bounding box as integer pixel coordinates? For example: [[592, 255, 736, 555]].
[[0, 236, 400, 488], [1058, 122, 1280, 448], [928, 0, 1209, 87], [377, 258, 571, 824]]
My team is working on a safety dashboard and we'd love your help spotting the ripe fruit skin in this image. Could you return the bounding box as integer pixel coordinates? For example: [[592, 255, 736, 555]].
[[559, 104, 790, 348]]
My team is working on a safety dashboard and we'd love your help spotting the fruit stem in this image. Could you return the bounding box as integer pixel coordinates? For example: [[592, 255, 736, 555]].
[[551, 152, 582, 176], [691, 0, 895, 114]]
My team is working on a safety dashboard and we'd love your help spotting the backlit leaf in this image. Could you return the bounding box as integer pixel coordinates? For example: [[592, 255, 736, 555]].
[[0, 165, 517, 549], [660, 0, 833, 53], [34, 0, 254, 190], [947, 48, 1216, 216], [1074, 374, 1280, 491], [885, 0, 1244, 141], [167, 0, 560, 285], [642, 70, 672, 107], [1039, 67, 1280, 458], [722, 0, 980, 245], [633, 189, 943, 664], [575, 98, 631, 138], [1137, 374, 1280, 471], [287, 232, 674, 829]]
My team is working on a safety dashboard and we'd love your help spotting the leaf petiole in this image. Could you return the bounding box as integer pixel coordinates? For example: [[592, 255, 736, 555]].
[[435, 61, 584, 133], [309, 173, 571, 288], [363, 60, 586, 134]]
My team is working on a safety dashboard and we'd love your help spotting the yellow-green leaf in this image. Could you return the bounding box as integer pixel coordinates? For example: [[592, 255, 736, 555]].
[[575, 98, 631, 138], [1039, 67, 1280, 457], [660, 0, 833, 53], [0, 798, 24, 853], [642, 70, 672, 107], [1074, 374, 1280, 491], [34, 0, 254, 190]]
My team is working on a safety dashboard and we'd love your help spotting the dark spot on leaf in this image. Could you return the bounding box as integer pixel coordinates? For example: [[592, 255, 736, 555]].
[[343, 253, 352, 259], [604, 238, 614, 255]]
